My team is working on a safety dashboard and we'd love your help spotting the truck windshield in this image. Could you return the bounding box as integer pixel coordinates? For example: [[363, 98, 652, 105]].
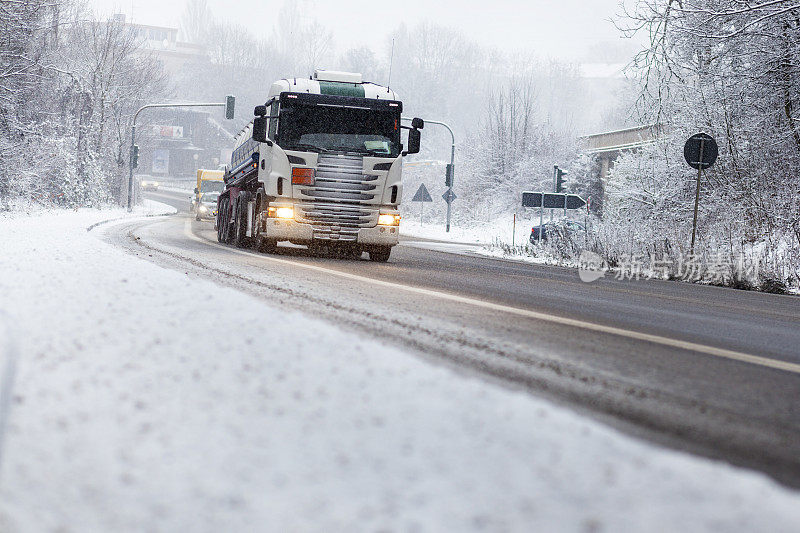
[[279, 104, 401, 157]]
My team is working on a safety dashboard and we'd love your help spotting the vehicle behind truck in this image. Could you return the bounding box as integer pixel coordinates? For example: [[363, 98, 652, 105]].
[[215, 69, 423, 262], [192, 169, 225, 220]]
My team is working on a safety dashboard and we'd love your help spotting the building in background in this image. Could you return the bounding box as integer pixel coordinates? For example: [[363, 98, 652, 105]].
[[114, 14, 205, 76], [113, 15, 235, 184], [137, 109, 233, 184]]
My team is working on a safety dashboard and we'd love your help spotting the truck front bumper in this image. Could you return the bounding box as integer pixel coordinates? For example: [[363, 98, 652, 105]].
[[263, 219, 399, 246]]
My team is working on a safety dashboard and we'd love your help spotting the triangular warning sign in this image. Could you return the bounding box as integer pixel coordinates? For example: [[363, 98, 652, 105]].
[[412, 183, 433, 202]]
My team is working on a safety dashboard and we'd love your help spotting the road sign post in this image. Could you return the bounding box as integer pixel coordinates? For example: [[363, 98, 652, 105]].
[[683, 133, 718, 253], [127, 97, 235, 211]]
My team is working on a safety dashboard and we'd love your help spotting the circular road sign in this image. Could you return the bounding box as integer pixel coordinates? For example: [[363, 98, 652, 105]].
[[684, 133, 718, 170]]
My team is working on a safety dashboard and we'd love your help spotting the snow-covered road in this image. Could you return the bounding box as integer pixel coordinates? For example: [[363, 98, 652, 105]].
[[0, 208, 799, 532]]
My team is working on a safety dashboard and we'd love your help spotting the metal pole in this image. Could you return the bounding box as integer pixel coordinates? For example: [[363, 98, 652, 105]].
[[690, 138, 705, 254], [553, 165, 558, 192], [512, 213, 516, 247], [539, 202, 544, 244], [551, 166, 557, 223], [127, 101, 231, 212], [584, 197, 590, 248], [446, 196, 452, 232], [127, 124, 135, 211]]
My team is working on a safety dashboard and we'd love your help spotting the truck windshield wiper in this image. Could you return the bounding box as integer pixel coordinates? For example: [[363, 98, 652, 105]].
[[362, 147, 392, 156], [288, 143, 330, 153], [328, 146, 391, 156]]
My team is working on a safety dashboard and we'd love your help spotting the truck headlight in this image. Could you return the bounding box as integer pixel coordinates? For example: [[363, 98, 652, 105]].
[[378, 214, 401, 226], [268, 206, 294, 219], [199, 205, 208, 213]]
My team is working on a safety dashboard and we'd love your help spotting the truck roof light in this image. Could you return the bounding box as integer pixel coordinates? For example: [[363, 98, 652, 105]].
[[313, 70, 363, 83]]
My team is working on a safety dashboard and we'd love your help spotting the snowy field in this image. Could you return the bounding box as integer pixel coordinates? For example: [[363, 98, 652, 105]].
[[0, 207, 799, 532]]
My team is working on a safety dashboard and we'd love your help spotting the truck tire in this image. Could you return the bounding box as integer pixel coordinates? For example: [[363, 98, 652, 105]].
[[233, 193, 251, 248], [222, 197, 234, 244], [216, 197, 228, 243], [368, 246, 392, 262]]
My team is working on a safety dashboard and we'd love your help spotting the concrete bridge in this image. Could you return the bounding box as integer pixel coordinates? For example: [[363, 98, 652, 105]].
[[581, 124, 661, 182]]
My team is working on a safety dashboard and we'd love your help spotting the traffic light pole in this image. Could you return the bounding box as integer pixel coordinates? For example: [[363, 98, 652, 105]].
[[127, 97, 235, 212], [402, 118, 455, 232]]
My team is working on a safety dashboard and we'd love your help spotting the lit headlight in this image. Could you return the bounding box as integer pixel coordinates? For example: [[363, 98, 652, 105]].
[[268, 206, 294, 220], [378, 214, 401, 226], [199, 205, 208, 213]]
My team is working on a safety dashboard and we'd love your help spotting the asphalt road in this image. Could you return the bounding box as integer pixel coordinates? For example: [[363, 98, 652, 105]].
[[134, 189, 800, 488]]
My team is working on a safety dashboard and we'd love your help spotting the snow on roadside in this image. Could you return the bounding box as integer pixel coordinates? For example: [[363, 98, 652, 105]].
[[402, 217, 519, 245], [0, 209, 798, 532]]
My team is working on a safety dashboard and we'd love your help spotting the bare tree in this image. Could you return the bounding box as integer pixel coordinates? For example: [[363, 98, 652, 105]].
[[180, 0, 211, 44], [608, 0, 800, 285]]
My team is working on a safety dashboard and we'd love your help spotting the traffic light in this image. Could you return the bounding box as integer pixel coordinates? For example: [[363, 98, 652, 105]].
[[555, 166, 568, 193], [445, 163, 454, 187], [130, 144, 139, 169], [225, 95, 236, 120]]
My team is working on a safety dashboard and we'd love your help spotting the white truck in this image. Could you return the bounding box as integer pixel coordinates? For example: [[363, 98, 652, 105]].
[[215, 69, 423, 262]]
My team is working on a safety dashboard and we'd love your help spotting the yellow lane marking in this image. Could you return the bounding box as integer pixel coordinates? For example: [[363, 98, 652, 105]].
[[178, 218, 800, 375]]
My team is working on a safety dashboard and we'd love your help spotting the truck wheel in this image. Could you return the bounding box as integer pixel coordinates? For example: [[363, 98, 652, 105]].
[[223, 198, 235, 244], [368, 246, 392, 262], [216, 197, 228, 243], [233, 194, 251, 248]]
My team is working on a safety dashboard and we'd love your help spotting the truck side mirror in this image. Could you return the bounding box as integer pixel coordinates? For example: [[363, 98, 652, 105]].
[[194, 187, 199, 194], [411, 117, 424, 130], [254, 105, 267, 117], [252, 116, 268, 143], [404, 128, 421, 156]]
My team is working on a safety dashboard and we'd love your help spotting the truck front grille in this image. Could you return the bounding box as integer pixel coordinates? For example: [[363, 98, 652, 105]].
[[296, 154, 380, 241]]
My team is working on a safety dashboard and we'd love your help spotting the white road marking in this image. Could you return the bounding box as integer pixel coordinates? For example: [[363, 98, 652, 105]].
[[178, 218, 800, 375], [402, 240, 483, 254]]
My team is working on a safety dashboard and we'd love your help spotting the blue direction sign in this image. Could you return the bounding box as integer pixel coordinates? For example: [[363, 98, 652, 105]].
[[442, 189, 457, 204], [412, 183, 433, 202]]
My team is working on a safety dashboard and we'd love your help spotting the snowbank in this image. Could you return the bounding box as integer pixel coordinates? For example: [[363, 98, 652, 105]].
[[0, 210, 798, 531]]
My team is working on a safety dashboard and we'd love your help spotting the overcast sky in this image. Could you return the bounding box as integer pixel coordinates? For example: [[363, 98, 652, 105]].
[[90, 0, 638, 63]]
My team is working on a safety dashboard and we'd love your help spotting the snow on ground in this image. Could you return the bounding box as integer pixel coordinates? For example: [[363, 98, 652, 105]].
[[402, 214, 581, 250], [402, 217, 519, 245], [0, 208, 799, 532], [402, 217, 579, 268]]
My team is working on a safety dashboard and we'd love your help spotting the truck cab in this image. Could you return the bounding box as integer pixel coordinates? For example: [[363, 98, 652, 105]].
[[216, 70, 423, 262]]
